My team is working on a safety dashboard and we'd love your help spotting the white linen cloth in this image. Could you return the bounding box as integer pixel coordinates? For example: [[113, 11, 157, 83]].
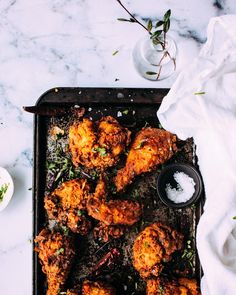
[[157, 15, 236, 295]]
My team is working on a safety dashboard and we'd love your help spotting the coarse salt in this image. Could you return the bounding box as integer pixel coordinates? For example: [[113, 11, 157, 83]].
[[165, 171, 195, 203]]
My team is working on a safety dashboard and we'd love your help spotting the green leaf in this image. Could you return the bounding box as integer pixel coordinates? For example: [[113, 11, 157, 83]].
[[117, 18, 130, 22], [0, 183, 9, 202], [164, 9, 171, 21], [92, 147, 107, 156], [155, 20, 164, 27], [233, 216, 236, 220], [194, 91, 206, 95], [117, 17, 135, 23], [56, 248, 64, 255], [151, 30, 163, 38], [122, 109, 129, 115], [77, 210, 84, 217], [146, 71, 157, 75], [163, 19, 170, 33], [134, 140, 147, 149], [147, 20, 153, 32]]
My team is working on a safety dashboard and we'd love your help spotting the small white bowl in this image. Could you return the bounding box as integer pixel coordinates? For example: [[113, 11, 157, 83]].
[[0, 167, 14, 212]]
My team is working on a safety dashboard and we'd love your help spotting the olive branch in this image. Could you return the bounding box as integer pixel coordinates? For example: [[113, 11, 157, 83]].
[[116, 0, 176, 80]]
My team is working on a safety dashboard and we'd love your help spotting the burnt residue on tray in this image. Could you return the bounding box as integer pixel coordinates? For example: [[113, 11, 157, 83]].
[[34, 99, 202, 295]]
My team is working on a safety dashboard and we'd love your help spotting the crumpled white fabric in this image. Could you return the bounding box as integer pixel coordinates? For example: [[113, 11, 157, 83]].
[[157, 15, 236, 295]]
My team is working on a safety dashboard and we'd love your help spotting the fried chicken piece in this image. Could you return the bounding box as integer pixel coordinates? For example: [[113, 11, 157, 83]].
[[44, 179, 91, 235], [69, 116, 131, 170], [66, 289, 79, 295], [86, 177, 142, 238], [94, 222, 126, 242], [133, 222, 184, 278], [87, 199, 142, 226], [34, 229, 75, 295], [115, 127, 177, 191], [146, 277, 201, 295], [82, 280, 116, 295]]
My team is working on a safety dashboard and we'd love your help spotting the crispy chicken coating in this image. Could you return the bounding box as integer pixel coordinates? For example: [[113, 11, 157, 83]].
[[86, 177, 142, 240], [34, 229, 75, 295], [44, 179, 91, 235], [133, 222, 184, 278], [87, 199, 142, 226], [69, 116, 131, 170], [82, 280, 116, 295], [115, 127, 177, 191], [146, 277, 201, 295], [94, 222, 126, 242]]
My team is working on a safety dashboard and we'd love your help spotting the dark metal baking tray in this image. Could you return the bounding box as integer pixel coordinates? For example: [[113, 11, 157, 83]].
[[33, 87, 203, 295]]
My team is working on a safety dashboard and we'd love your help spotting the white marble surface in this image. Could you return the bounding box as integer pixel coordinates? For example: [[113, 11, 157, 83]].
[[0, 1, 236, 294]]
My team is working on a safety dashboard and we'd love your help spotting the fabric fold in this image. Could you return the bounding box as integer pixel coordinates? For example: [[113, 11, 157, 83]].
[[157, 15, 236, 294]]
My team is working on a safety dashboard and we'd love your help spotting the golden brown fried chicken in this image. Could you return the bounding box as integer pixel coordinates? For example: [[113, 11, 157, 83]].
[[44, 179, 91, 235], [86, 177, 142, 241], [146, 277, 201, 295], [82, 280, 116, 295], [133, 222, 184, 278], [115, 127, 177, 191], [87, 199, 142, 226], [94, 222, 126, 242], [69, 116, 131, 170], [34, 229, 75, 295]]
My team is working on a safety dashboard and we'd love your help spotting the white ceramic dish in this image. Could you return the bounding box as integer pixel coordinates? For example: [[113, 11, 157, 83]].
[[0, 167, 14, 212]]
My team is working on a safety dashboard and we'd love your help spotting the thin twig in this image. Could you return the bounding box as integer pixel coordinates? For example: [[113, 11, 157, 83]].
[[116, 0, 151, 34]]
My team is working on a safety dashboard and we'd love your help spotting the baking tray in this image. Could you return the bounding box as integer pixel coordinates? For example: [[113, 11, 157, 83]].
[[33, 87, 203, 295]]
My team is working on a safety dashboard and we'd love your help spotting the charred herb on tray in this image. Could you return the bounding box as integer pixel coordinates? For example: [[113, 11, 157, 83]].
[[46, 132, 81, 190], [116, 0, 175, 79]]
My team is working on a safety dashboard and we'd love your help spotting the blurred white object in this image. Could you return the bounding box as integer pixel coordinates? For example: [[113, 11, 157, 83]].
[[157, 15, 236, 295], [0, 167, 14, 212]]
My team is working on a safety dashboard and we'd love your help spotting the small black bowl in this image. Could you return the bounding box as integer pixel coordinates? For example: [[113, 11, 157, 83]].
[[156, 163, 203, 208]]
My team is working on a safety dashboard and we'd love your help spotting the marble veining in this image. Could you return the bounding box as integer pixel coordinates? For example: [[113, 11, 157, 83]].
[[0, 1, 236, 294]]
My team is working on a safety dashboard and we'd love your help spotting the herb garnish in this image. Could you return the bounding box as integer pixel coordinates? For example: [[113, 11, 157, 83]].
[[112, 50, 119, 56], [181, 239, 195, 268], [0, 183, 9, 202], [134, 140, 146, 150], [158, 284, 164, 295], [194, 92, 205, 95], [233, 216, 236, 220], [77, 210, 84, 217], [56, 248, 64, 255], [46, 140, 81, 190], [122, 109, 129, 115], [92, 147, 107, 156]]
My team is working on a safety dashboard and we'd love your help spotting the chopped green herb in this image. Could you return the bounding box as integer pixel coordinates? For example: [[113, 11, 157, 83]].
[[77, 210, 83, 217], [233, 216, 236, 220], [112, 50, 119, 56], [158, 284, 164, 295], [134, 140, 146, 150], [92, 147, 107, 156], [0, 183, 9, 202], [28, 187, 32, 191], [194, 92, 205, 95], [122, 109, 129, 115], [56, 248, 64, 255], [61, 226, 69, 236]]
